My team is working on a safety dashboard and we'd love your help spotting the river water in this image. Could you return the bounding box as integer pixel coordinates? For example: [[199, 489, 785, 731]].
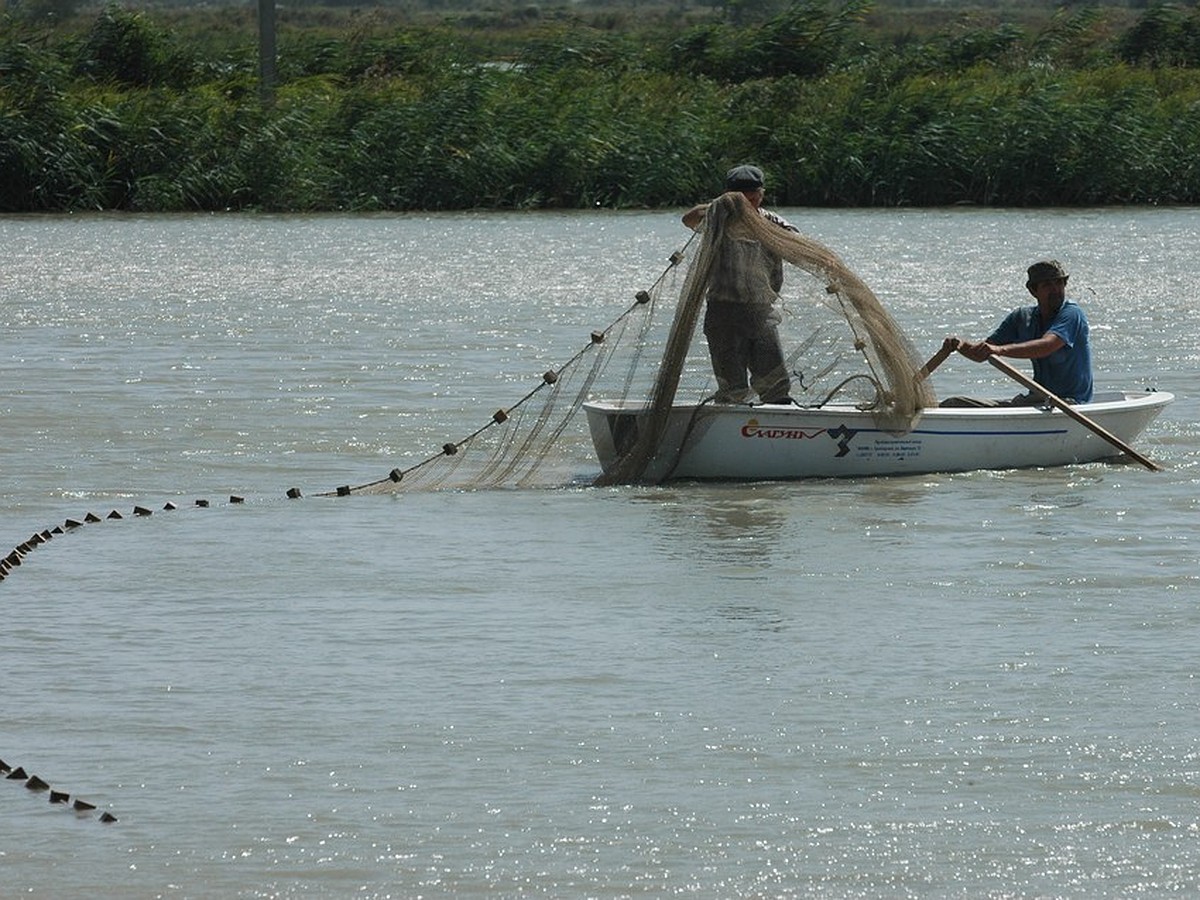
[[2, 208, 1198, 898]]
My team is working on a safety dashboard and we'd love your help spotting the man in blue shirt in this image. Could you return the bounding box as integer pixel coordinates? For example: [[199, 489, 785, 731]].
[[943, 259, 1093, 406]]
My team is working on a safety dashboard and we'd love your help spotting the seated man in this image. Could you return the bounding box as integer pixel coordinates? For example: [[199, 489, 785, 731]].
[[941, 259, 1092, 407]]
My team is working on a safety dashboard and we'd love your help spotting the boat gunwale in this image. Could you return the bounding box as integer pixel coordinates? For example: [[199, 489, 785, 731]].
[[583, 390, 1174, 422]]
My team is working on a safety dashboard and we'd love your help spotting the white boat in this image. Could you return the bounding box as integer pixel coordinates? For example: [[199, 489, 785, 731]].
[[584, 389, 1173, 481]]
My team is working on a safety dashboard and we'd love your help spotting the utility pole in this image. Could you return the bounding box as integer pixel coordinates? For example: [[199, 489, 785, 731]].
[[258, 0, 276, 106]]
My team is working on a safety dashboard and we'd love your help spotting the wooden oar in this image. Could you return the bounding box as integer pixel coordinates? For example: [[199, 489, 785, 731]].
[[916, 343, 955, 381], [985, 356, 1162, 472]]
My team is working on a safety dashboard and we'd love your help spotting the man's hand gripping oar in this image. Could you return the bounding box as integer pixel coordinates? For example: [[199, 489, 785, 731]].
[[915, 337, 960, 382], [930, 337, 1161, 472]]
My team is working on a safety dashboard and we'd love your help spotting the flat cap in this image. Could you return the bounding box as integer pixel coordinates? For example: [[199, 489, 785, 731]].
[[725, 164, 765, 191]]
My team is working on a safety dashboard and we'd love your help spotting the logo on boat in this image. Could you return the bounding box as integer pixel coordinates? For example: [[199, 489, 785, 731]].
[[740, 419, 858, 457], [740, 419, 826, 441]]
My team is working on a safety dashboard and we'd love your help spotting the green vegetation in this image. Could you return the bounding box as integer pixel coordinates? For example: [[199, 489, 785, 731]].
[[3, 1, 1200, 211]]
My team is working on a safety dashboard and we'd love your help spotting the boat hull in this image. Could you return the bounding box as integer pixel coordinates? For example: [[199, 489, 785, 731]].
[[584, 391, 1173, 481]]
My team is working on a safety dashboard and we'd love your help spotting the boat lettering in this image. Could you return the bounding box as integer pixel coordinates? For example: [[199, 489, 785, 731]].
[[739, 419, 859, 458], [740, 418, 828, 441]]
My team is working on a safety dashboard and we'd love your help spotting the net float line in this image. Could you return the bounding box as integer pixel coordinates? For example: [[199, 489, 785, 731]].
[[2, 756, 117, 824], [0, 246, 692, 587]]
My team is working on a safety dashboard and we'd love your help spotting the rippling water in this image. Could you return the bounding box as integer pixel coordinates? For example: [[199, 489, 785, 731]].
[[3, 208, 1199, 898]]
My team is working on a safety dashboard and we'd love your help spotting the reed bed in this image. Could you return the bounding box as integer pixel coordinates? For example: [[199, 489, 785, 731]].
[[3, 1, 1200, 211]]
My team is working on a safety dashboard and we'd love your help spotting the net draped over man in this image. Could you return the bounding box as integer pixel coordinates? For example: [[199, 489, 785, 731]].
[[682, 164, 798, 405]]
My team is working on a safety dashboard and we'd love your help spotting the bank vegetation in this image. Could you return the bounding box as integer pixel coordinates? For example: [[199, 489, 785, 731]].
[[3, 1, 1200, 210]]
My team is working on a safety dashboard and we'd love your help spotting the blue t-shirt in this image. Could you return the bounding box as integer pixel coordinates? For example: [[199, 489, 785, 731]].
[[989, 300, 1093, 402]]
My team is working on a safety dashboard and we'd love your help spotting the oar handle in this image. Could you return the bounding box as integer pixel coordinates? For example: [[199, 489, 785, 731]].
[[985, 356, 1161, 472], [916, 343, 955, 381]]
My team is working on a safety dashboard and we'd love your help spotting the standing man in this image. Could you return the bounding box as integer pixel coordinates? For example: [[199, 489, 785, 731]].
[[943, 259, 1093, 406], [683, 164, 798, 405]]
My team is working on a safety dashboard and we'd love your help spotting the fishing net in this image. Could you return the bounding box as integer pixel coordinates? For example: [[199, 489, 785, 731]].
[[346, 193, 936, 494]]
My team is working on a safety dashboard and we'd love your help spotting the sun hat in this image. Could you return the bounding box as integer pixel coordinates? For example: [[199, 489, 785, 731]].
[[1026, 259, 1069, 289]]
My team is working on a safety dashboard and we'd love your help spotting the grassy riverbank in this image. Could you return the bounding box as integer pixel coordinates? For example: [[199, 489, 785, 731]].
[[4, 1, 1200, 211]]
